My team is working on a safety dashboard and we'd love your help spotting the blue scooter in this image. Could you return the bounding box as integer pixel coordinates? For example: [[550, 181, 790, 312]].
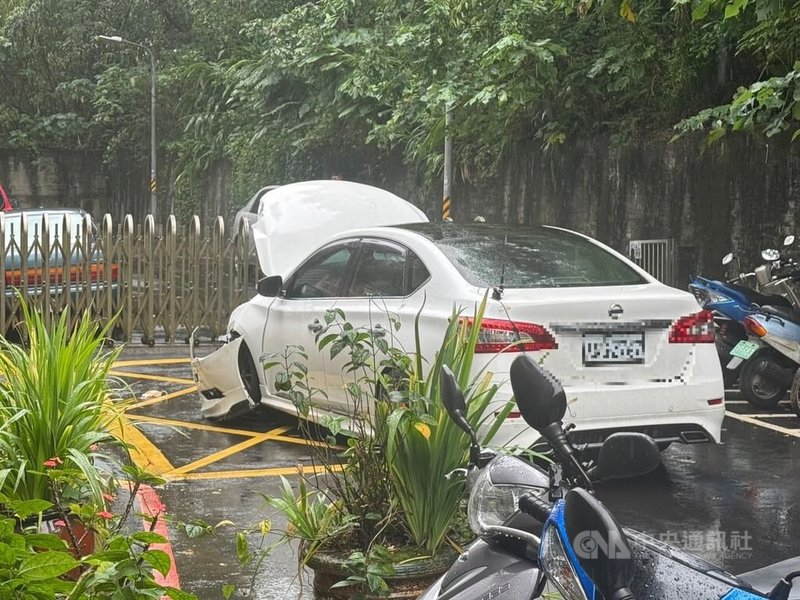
[[423, 356, 800, 600]]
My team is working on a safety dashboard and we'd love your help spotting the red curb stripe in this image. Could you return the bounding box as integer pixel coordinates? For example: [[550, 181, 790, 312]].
[[136, 484, 181, 589]]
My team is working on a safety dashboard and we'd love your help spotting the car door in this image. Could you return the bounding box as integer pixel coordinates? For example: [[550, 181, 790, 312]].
[[325, 238, 430, 412], [262, 240, 358, 412]]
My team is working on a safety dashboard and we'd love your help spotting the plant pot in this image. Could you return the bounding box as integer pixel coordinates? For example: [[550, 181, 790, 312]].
[[307, 549, 456, 600], [39, 513, 97, 580]]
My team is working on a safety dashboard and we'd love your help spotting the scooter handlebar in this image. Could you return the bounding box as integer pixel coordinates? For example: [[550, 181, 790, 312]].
[[518, 492, 552, 523]]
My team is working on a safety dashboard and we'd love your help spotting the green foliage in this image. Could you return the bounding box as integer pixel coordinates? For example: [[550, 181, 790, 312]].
[[0, 302, 122, 505]]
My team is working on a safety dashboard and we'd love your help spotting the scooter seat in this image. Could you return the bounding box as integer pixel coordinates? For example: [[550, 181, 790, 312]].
[[738, 555, 800, 598], [728, 283, 793, 309], [762, 304, 800, 323]]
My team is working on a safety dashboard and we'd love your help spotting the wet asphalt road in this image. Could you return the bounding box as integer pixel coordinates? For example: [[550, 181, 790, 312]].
[[113, 343, 800, 599]]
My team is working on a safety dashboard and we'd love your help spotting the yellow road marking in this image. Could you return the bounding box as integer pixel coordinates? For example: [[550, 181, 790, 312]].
[[123, 386, 197, 411], [110, 370, 195, 385], [114, 358, 192, 368], [108, 414, 175, 476], [270, 434, 334, 449], [169, 464, 343, 481], [726, 411, 800, 438], [264, 425, 293, 437], [172, 436, 271, 475], [126, 414, 263, 437]]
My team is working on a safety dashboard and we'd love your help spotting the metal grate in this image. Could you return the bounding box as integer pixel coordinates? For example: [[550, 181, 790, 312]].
[[628, 238, 677, 287]]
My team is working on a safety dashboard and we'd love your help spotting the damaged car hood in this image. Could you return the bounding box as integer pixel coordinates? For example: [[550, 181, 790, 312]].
[[251, 180, 428, 277]]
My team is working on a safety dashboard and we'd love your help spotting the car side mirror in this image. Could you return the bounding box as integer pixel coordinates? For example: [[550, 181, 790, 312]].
[[257, 275, 283, 297], [592, 433, 661, 481], [564, 488, 635, 600]]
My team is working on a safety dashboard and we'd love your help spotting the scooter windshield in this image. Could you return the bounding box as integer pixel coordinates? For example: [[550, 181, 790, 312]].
[[541, 501, 768, 600]]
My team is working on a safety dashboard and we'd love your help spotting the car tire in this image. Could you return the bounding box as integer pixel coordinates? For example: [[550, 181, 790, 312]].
[[790, 370, 800, 418], [740, 352, 787, 408]]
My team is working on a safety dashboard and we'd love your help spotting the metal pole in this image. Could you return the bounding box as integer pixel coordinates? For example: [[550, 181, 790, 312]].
[[148, 47, 157, 218], [442, 107, 453, 221], [98, 35, 157, 218]]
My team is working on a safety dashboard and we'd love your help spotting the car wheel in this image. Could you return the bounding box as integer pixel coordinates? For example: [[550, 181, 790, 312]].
[[740, 353, 787, 408], [790, 371, 800, 418]]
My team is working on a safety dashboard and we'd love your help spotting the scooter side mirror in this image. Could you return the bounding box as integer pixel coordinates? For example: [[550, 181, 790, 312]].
[[722, 253, 734, 266], [564, 488, 635, 600], [440, 365, 471, 436], [440, 365, 481, 462], [592, 433, 661, 481], [784, 235, 795, 247], [509, 355, 567, 432]]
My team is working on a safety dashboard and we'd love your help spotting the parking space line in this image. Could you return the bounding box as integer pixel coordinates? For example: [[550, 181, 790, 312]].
[[172, 435, 272, 475], [124, 386, 197, 411], [726, 411, 800, 438], [738, 413, 797, 419], [172, 464, 342, 481], [110, 370, 195, 385], [109, 414, 176, 476], [126, 414, 265, 437], [269, 434, 333, 448], [114, 358, 192, 368]]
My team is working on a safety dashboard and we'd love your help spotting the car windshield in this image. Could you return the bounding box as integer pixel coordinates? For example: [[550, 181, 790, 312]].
[[398, 223, 647, 288]]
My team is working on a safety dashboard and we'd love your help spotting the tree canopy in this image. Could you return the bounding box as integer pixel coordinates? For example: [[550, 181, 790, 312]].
[[0, 0, 797, 212]]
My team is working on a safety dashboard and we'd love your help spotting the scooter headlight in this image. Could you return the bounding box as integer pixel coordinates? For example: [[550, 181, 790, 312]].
[[467, 467, 542, 535], [540, 524, 588, 600]]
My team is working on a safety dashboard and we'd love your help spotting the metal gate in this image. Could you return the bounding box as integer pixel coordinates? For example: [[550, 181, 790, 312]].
[[628, 238, 677, 287]]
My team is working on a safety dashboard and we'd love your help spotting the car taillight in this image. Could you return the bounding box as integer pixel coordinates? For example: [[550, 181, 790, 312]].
[[463, 317, 558, 353], [669, 310, 715, 343], [743, 315, 767, 338]]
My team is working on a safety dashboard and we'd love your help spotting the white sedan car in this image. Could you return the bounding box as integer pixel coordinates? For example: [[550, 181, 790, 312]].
[[192, 180, 724, 450]]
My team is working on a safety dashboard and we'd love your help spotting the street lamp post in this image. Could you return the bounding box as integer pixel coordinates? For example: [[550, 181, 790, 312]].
[[99, 35, 157, 217]]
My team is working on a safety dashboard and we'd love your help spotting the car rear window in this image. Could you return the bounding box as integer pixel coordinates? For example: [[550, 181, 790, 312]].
[[399, 224, 647, 288]]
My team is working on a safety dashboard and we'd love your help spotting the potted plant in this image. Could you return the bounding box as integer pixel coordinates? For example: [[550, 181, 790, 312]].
[[0, 302, 122, 558], [238, 297, 514, 598]]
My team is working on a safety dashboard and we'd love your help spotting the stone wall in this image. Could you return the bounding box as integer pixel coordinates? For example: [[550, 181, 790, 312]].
[[3, 133, 799, 287]]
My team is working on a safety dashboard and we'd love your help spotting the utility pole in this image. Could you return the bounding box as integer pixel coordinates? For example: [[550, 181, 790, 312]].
[[443, 107, 453, 221], [99, 35, 157, 217]]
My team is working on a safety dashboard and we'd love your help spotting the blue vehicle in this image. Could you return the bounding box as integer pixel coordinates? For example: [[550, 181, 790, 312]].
[[421, 356, 800, 600], [690, 262, 794, 393]]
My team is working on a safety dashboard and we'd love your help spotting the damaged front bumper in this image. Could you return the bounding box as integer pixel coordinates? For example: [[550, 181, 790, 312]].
[[190, 334, 256, 420]]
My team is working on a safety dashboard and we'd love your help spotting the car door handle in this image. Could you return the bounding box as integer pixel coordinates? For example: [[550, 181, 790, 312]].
[[370, 324, 387, 338], [308, 320, 324, 334]]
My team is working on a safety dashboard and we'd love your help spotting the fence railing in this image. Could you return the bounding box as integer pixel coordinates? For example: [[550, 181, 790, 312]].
[[0, 212, 256, 344], [628, 238, 677, 287]]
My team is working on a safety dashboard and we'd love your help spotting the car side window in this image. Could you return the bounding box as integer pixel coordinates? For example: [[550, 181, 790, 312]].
[[286, 245, 355, 299], [406, 251, 430, 294], [347, 243, 407, 297]]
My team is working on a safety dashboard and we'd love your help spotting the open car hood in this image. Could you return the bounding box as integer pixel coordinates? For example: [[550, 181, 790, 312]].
[[252, 180, 428, 277]]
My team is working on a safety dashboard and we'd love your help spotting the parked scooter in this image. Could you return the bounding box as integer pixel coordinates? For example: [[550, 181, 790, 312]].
[[424, 355, 800, 599], [418, 358, 662, 600], [691, 238, 798, 390], [728, 305, 800, 408]]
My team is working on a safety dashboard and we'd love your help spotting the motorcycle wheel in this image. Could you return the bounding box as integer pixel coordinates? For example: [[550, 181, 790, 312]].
[[739, 353, 787, 408], [790, 371, 800, 418]]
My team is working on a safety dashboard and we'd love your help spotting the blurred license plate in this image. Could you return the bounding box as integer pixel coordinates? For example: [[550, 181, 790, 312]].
[[582, 332, 645, 365], [730, 340, 759, 360]]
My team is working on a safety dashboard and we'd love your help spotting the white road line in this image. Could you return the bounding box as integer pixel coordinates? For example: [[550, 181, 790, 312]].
[[725, 411, 800, 438], [737, 413, 798, 419]]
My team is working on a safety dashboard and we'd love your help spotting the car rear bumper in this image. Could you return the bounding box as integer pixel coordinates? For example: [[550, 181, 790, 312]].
[[485, 376, 725, 449]]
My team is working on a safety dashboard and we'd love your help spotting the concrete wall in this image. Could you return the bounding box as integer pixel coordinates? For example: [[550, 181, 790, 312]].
[[3, 134, 799, 286]]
